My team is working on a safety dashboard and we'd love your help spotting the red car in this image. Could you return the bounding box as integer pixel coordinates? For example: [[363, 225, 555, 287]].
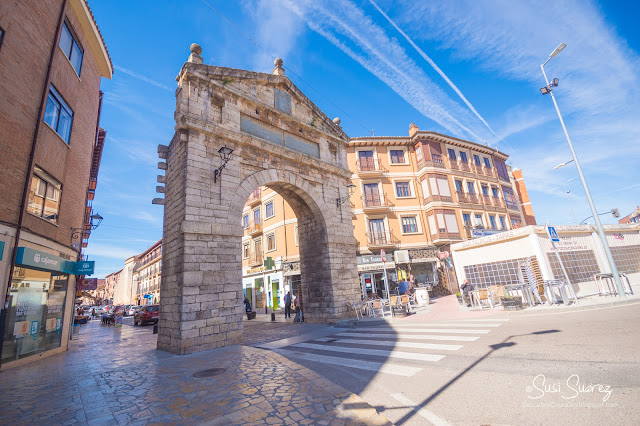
[[134, 305, 159, 326]]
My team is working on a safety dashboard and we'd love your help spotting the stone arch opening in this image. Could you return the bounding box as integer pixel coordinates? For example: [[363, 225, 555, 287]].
[[156, 46, 360, 355]]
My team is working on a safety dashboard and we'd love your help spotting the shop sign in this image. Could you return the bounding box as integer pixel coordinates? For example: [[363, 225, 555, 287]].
[[248, 266, 266, 275], [15, 247, 94, 275], [0, 240, 4, 261], [411, 257, 438, 263], [77, 278, 98, 291], [358, 261, 396, 271], [471, 229, 504, 238], [357, 253, 392, 265]]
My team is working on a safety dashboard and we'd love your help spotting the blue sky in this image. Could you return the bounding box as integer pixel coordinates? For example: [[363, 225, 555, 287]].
[[86, 0, 640, 278]]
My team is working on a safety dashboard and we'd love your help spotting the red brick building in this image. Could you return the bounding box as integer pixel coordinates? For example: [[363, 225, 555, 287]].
[[0, 0, 112, 368]]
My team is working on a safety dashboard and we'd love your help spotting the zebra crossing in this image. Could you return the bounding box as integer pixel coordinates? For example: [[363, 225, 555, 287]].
[[274, 318, 509, 377]]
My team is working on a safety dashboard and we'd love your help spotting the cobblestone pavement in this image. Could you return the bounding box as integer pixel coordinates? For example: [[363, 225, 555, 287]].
[[0, 320, 389, 425]]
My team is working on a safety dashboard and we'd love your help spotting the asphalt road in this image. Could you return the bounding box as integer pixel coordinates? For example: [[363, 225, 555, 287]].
[[268, 303, 640, 425]]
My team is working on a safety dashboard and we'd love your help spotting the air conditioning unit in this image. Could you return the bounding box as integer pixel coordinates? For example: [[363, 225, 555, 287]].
[[394, 250, 410, 263]]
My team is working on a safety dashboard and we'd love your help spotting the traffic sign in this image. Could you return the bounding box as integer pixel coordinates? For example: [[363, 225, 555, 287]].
[[547, 226, 560, 242], [439, 251, 449, 260], [380, 249, 386, 263]]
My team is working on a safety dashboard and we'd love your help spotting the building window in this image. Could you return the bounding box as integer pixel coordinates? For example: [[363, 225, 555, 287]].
[[473, 154, 481, 166], [467, 181, 476, 194], [489, 215, 497, 229], [27, 168, 61, 224], [401, 216, 418, 233], [463, 213, 471, 227], [59, 21, 84, 76], [474, 214, 484, 228], [484, 157, 491, 168], [253, 208, 261, 224], [455, 180, 463, 192], [395, 181, 411, 197], [415, 145, 423, 162], [389, 149, 406, 164], [243, 214, 249, 228], [481, 185, 489, 196], [499, 216, 507, 230], [447, 148, 456, 160], [511, 217, 522, 228], [266, 233, 276, 252], [265, 201, 274, 219], [491, 186, 499, 197], [459, 151, 468, 163], [294, 225, 299, 246], [44, 85, 73, 144], [503, 187, 517, 208], [242, 243, 249, 258]]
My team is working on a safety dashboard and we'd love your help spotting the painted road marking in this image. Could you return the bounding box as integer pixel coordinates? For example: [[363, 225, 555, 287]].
[[275, 349, 421, 377], [292, 342, 446, 362], [347, 327, 491, 334], [335, 332, 480, 342], [391, 323, 503, 328], [314, 337, 463, 351], [391, 393, 451, 426]]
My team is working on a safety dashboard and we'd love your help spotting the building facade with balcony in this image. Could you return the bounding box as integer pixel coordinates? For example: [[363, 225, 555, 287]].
[[0, 0, 112, 368], [347, 123, 534, 294], [240, 187, 300, 312], [133, 240, 162, 306]]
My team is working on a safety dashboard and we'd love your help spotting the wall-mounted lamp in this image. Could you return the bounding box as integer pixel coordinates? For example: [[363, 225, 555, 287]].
[[71, 212, 103, 245], [336, 184, 356, 208], [213, 146, 234, 183]]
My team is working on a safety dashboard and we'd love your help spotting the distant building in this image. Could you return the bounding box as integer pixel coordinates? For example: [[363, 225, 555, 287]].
[[619, 206, 640, 224], [0, 0, 112, 368]]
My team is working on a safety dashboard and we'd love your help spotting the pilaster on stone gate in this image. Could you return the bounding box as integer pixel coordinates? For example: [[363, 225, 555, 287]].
[[155, 44, 360, 355]]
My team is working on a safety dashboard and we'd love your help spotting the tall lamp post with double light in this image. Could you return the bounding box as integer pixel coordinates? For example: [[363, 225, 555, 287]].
[[540, 43, 625, 297]]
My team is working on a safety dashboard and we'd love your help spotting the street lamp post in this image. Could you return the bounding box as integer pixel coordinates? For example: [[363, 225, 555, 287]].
[[540, 43, 625, 297]]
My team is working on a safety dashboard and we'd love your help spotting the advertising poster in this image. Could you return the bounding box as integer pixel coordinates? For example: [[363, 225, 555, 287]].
[[46, 318, 57, 332], [13, 321, 29, 336]]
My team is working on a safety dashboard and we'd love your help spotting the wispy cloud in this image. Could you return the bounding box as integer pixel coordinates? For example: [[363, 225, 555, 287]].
[[367, 0, 496, 137], [83, 243, 139, 260], [114, 65, 175, 92], [278, 0, 492, 141]]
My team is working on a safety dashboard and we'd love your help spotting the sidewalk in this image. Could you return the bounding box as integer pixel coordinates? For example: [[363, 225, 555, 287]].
[[0, 320, 389, 425]]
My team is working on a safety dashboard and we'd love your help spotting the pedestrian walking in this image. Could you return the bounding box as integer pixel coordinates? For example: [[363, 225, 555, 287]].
[[284, 291, 292, 319], [293, 294, 304, 323], [243, 297, 252, 312]]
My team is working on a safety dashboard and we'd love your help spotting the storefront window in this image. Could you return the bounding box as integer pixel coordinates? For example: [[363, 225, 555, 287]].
[[2, 267, 69, 363]]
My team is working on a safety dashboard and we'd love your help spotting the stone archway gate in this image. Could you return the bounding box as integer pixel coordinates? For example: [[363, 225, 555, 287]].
[[154, 45, 360, 355]]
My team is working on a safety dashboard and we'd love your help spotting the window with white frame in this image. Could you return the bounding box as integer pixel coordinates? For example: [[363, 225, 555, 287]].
[[395, 181, 411, 197], [266, 232, 276, 252], [27, 167, 61, 224], [401, 216, 419, 234], [265, 201, 274, 219], [242, 214, 249, 228], [389, 149, 406, 164], [44, 85, 73, 143], [499, 216, 507, 229], [59, 21, 84, 76], [294, 225, 299, 246], [253, 207, 261, 224], [242, 243, 250, 258]]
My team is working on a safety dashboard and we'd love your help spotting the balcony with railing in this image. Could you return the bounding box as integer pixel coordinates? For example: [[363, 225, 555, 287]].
[[506, 201, 519, 211], [248, 220, 263, 235], [361, 193, 392, 211], [247, 189, 261, 206], [356, 158, 387, 175], [449, 160, 472, 172], [456, 191, 482, 205], [423, 194, 453, 205], [419, 154, 446, 170], [248, 252, 264, 267], [431, 229, 462, 242], [492, 196, 503, 208], [365, 230, 399, 248]]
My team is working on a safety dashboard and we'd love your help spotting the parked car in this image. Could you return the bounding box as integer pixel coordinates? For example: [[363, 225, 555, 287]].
[[134, 305, 159, 326], [123, 305, 132, 316], [128, 306, 139, 316], [91, 306, 106, 316]]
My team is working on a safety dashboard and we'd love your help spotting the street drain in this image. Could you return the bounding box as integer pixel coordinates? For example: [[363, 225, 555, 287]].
[[193, 368, 225, 378]]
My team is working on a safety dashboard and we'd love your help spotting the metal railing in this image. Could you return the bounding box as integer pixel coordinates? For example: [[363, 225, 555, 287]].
[[365, 231, 399, 247], [362, 193, 390, 208], [248, 253, 264, 266], [247, 189, 261, 205], [356, 158, 386, 173], [248, 220, 263, 234], [423, 194, 453, 204]]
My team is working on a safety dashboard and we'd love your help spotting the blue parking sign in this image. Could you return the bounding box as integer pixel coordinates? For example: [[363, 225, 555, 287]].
[[548, 226, 560, 242]]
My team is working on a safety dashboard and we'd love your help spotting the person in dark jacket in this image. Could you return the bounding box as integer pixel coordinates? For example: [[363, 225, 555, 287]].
[[243, 297, 252, 312], [283, 291, 292, 319], [460, 280, 474, 307]]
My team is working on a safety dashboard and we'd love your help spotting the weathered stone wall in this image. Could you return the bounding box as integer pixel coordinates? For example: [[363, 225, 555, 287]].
[[157, 46, 360, 354]]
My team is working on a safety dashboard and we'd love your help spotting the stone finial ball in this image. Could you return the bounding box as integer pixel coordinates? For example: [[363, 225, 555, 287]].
[[190, 43, 202, 56], [274, 58, 284, 67], [333, 117, 341, 125]]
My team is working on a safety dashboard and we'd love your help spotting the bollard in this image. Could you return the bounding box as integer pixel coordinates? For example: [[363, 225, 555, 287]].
[[153, 323, 159, 334], [271, 313, 275, 322]]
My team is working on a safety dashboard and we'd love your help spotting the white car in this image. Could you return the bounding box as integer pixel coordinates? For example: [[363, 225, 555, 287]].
[[91, 306, 106, 316], [127, 306, 137, 316]]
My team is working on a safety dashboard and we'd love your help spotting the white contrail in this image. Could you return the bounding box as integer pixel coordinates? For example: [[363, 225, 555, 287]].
[[368, 0, 497, 137], [114, 65, 174, 92]]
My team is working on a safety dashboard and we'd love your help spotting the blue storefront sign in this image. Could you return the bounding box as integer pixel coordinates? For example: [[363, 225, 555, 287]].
[[15, 247, 94, 275], [0, 240, 5, 261], [470, 229, 504, 238]]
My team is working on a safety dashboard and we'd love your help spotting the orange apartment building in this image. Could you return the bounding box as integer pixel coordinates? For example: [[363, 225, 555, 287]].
[[239, 124, 535, 303]]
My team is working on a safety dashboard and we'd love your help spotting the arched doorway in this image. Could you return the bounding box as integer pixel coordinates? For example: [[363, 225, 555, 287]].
[[156, 45, 360, 355]]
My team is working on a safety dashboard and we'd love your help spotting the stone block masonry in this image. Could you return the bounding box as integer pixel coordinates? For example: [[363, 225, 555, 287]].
[[157, 45, 361, 354]]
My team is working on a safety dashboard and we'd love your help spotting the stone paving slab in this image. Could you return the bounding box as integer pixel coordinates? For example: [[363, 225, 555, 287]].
[[0, 320, 389, 425]]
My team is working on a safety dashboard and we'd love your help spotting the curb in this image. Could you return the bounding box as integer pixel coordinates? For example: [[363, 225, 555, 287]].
[[514, 298, 640, 316]]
